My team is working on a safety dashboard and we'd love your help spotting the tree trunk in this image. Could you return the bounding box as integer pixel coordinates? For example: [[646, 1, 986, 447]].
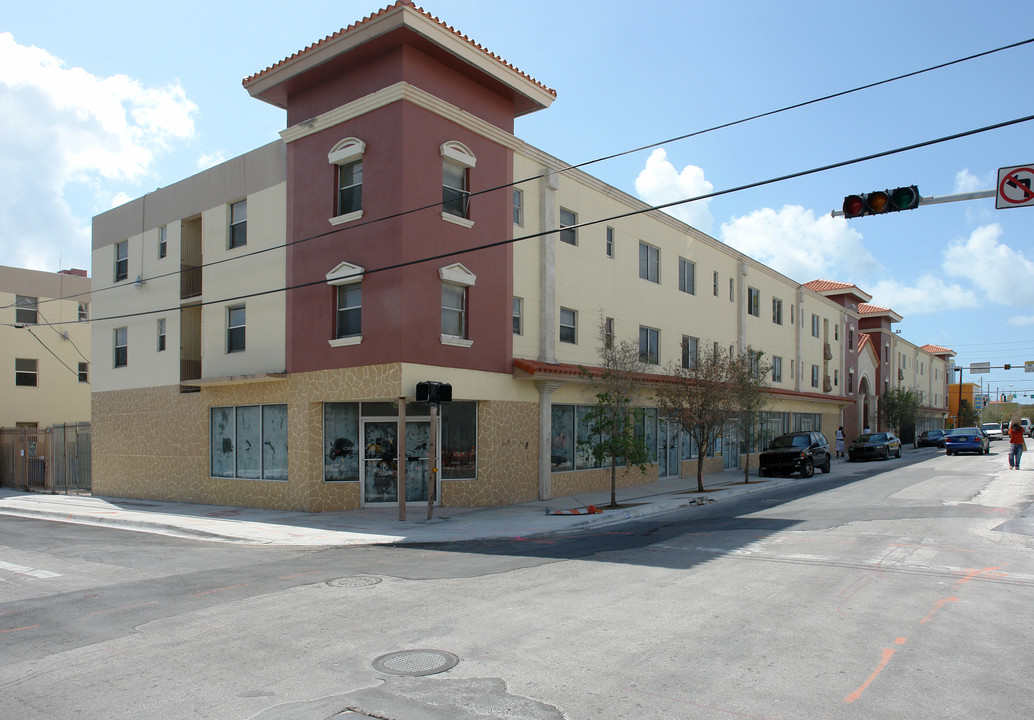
[[610, 455, 618, 508], [696, 445, 706, 493]]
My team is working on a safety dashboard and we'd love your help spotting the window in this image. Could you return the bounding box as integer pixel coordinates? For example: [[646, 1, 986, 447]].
[[114, 327, 127, 368], [78, 302, 88, 322], [811, 364, 819, 388], [834, 324, 839, 341], [336, 284, 362, 339], [679, 258, 695, 294], [439, 263, 476, 344], [559, 208, 577, 245], [848, 327, 855, 351], [229, 199, 247, 249], [15, 358, 37, 387], [811, 314, 820, 338], [78, 362, 89, 383], [114, 241, 128, 282], [15, 295, 37, 325], [441, 141, 475, 222], [604, 317, 614, 348], [211, 404, 288, 480], [772, 298, 783, 325], [158, 225, 167, 259], [227, 305, 246, 353], [441, 401, 478, 479], [772, 356, 783, 382], [639, 326, 659, 364], [606, 227, 615, 258], [729, 278, 734, 301], [513, 189, 524, 226], [791, 359, 795, 379], [848, 370, 855, 394], [639, 242, 659, 283], [157, 318, 166, 352], [713, 271, 719, 297], [337, 160, 363, 216], [328, 137, 365, 223], [559, 307, 576, 344], [834, 369, 839, 387], [513, 297, 523, 335], [682, 335, 699, 369], [442, 284, 467, 338], [790, 304, 795, 325], [747, 287, 760, 317]]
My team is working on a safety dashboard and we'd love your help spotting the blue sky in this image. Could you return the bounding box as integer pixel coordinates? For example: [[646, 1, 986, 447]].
[[2, 1, 1032, 400]]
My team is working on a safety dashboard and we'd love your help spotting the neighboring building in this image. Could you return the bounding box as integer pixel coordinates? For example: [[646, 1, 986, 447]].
[[1, 265, 92, 428], [947, 382, 979, 427], [89, 2, 943, 512]]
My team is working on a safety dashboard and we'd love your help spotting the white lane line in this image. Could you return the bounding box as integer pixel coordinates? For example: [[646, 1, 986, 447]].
[[0, 560, 61, 579]]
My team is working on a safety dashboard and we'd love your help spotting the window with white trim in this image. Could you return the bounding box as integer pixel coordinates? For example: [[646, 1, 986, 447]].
[[440, 263, 476, 345], [679, 258, 695, 294], [772, 356, 783, 382], [559, 208, 577, 245], [747, 287, 760, 317], [327, 137, 366, 224], [210, 404, 288, 480], [326, 261, 365, 346], [114, 327, 128, 368], [772, 298, 783, 325], [441, 141, 475, 224], [158, 225, 167, 259], [606, 227, 615, 258], [513, 297, 523, 335], [78, 362, 89, 383], [227, 305, 246, 353], [513, 189, 523, 226], [15, 358, 38, 387], [15, 295, 37, 325], [559, 307, 577, 344], [682, 335, 699, 369], [639, 242, 659, 283], [157, 317, 166, 352], [229, 200, 247, 249], [639, 326, 659, 364], [114, 241, 128, 282]]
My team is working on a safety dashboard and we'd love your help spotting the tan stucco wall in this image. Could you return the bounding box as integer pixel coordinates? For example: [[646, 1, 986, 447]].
[[92, 364, 544, 512]]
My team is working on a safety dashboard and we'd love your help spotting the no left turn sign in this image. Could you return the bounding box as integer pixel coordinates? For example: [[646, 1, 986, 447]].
[[997, 164, 1034, 209]]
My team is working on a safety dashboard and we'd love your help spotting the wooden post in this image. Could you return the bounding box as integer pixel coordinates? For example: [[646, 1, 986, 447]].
[[397, 397, 406, 521], [427, 403, 437, 520]]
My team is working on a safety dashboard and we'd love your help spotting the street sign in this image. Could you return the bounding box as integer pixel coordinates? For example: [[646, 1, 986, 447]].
[[997, 165, 1034, 209], [1026, 360, 1034, 373], [969, 362, 991, 374]]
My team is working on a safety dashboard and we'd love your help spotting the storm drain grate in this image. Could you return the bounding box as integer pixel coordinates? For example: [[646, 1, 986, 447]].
[[326, 576, 382, 588], [372, 649, 459, 677]]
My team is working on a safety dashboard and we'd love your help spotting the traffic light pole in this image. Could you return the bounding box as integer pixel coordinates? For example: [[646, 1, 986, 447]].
[[832, 188, 995, 218]]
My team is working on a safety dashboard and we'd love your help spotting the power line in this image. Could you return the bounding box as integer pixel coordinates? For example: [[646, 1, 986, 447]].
[[27, 111, 1030, 327], [24, 327, 87, 383], [8, 35, 1033, 313]]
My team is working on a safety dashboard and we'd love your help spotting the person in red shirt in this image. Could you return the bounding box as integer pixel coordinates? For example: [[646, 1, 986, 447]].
[[1008, 423, 1025, 470]]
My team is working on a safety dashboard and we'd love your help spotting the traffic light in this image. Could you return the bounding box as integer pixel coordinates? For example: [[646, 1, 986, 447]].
[[1004, 364, 1011, 370], [842, 185, 920, 218], [416, 381, 453, 404]]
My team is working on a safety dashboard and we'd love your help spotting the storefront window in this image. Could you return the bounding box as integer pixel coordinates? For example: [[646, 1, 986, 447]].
[[550, 405, 575, 471], [324, 403, 360, 481], [441, 402, 476, 479]]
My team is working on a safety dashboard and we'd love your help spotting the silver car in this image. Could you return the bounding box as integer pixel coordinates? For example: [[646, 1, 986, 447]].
[[980, 422, 1004, 441]]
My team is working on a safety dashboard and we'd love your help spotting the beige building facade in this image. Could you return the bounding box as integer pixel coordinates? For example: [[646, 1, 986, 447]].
[[1, 265, 91, 429], [89, 3, 946, 512]]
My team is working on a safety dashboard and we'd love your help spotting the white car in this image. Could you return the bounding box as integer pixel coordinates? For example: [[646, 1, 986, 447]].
[[980, 422, 1004, 441]]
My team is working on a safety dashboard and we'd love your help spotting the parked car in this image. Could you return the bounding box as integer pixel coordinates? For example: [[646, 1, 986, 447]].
[[980, 422, 1004, 441], [944, 427, 990, 455], [847, 432, 902, 461], [759, 431, 831, 478], [917, 429, 946, 448]]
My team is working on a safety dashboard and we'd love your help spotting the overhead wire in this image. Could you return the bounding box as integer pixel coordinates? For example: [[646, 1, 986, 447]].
[[6, 35, 1033, 313], [9, 110, 1025, 327]]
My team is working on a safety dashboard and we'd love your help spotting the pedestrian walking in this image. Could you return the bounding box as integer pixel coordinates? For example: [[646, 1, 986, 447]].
[[1008, 422, 1026, 470], [835, 427, 845, 458]]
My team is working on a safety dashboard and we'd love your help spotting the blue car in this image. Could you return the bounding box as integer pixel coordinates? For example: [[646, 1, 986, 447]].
[[944, 427, 989, 456]]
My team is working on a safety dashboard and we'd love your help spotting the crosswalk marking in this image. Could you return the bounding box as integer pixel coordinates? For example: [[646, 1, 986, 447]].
[[0, 560, 61, 579]]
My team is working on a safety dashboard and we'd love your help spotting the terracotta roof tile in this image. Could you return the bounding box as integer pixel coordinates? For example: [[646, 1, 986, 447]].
[[920, 344, 955, 355], [803, 279, 855, 292], [858, 303, 894, 315], [242, 1, 556, 98]]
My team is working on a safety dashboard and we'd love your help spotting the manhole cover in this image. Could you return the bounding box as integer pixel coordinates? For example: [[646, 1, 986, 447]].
[[326, 576, 382, 588], [372, 649, 459, 677]]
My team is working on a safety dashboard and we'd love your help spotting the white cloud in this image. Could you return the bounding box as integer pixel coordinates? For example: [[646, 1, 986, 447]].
[[634, 148, 714, 234], [954, 168, 990, 194], [0, 33, 197, 271], [197, 151, 227, 171], [718, 205, 881, 283], [942, 224, 1034, 306], [1008, 316, 1034, 327], [868, 275, 979, 316]]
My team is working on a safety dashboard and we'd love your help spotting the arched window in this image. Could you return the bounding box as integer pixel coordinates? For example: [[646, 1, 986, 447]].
[[441, 141, 476, 227], [328, 138, 365, 225]]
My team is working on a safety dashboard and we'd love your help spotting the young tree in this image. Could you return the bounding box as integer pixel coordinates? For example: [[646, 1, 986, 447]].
[[731, 347, 772, 483], [957, 399, 980, 427], [578, 319, 651, 507], [878, 387, 922, 441], [656, 342, 739, 492]]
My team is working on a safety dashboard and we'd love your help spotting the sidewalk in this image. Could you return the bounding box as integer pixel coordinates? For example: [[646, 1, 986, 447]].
[[0, 463, 846, 546]]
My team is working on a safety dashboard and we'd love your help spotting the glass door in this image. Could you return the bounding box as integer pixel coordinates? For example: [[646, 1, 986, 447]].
[[362, 420, 433, 505]]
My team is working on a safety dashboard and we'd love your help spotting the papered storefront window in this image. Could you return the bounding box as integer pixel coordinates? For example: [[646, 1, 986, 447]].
[[554, 404, 667, 473], [210, 404, 287, 480], [324, 403, 360, 481], [550, 405, 575, 471], [441, 402, 476, 479]]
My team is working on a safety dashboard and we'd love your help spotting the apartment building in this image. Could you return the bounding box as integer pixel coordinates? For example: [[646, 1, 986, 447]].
[[1, 265, 91, 428], [89, 2, 944, 511]]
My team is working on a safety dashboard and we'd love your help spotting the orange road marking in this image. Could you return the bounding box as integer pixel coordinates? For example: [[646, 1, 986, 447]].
[[955, 567, 1007, 585], [845, 647, 896, 703], [278, 571, 321, 580], [920, 596, 958, 625], [1, 624, 41, 634]]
